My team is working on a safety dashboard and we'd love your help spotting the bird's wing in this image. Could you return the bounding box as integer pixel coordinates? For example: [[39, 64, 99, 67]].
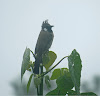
[[35, 30, 54, 56]]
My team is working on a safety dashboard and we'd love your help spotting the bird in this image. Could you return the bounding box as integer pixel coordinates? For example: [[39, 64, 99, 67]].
[[33, 20, 54, 74]]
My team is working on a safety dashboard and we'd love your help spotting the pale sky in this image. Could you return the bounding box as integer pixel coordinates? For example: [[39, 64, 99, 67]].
[[0, 0, 100, 95]]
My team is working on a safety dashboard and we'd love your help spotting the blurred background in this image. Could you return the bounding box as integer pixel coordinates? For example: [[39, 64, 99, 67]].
[[0, 0, 100, 95]]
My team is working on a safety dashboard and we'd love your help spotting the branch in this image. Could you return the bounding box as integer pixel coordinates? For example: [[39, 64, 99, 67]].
[[40, 56, 68, 77]]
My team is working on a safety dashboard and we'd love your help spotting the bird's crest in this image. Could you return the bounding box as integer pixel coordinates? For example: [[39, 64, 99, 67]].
[[42, 20, 54, 30]]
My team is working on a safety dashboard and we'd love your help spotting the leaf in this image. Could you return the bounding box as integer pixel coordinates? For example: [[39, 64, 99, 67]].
[[43, 51, 57, 70], [45, 75, 51, 88], [68, 90, 77, 96], [68, 91, 97, 96], [56, 73, 74, 95], [47, 68, 74, 96], [50, 69, 61, 80], [42, 52, 50, 66], [46, 88, 59, 96], [50, 68, 69, 80], [21, 48, 30, 80], [68, 49, 82, 95], [46, 76, 74, 96], [46, 88, 65, 96], [27, 68, 31, 72], [81, 92, 97, 96], [27, 74, 33, 93], [60, 68, 69, 76]]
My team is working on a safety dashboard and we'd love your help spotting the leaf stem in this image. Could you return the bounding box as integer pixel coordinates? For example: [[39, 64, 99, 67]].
[[41, 56, 68, 77], [37, 86, 39, 95], [39, 65, 43, 95]]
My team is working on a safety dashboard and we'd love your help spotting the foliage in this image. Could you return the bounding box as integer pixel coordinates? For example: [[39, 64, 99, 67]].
[[81, 92, 97, 96], [43, 51, 57, 70], [45, 75, 51, 89], [21, 47, 30, 80], [68, 49, 82, 95], [21, 48, 97, 96], [27, 74, 33, 93]]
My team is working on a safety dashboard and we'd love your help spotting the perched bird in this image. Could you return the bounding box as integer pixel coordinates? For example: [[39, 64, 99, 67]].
[[33, 20, 54, 74]]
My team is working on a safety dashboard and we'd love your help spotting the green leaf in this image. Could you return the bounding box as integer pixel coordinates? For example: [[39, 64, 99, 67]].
[[47, 68, 74, 96], [42, 52, 50, 66], [60, 68, 69, 76], [50, 68, 69, 80], [68, 49, 82, 95], [46, 88, 65, 96], [50, 69, 61, 80], [43, 51, 57, 70], [56, 73, 74, 95], [21, 47, 30, 80], [46, 88, 59, 96], [27, 68, 31, 72], [45, 75, 51, 88], [81, 92, 97, 96], [68, 90, 77, 96], [27, 74, 33, 93], [68, 91, 97, 96]]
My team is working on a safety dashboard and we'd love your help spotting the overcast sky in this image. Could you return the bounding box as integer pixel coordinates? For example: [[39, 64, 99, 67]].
[[0, 0, 100, 95]]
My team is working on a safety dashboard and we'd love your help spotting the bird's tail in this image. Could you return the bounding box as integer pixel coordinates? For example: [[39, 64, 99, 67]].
[[33, 56, 42, 74]]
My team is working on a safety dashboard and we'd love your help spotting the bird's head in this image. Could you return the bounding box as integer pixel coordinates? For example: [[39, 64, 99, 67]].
[[42, 20, 54, 32]]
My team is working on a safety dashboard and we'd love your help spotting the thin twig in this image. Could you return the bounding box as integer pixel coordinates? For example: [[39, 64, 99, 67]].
[[31, 66, 34, 74], [37, 86, 39, 95], [40, 56, 68, 77], [39, 65, 43, 95]]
